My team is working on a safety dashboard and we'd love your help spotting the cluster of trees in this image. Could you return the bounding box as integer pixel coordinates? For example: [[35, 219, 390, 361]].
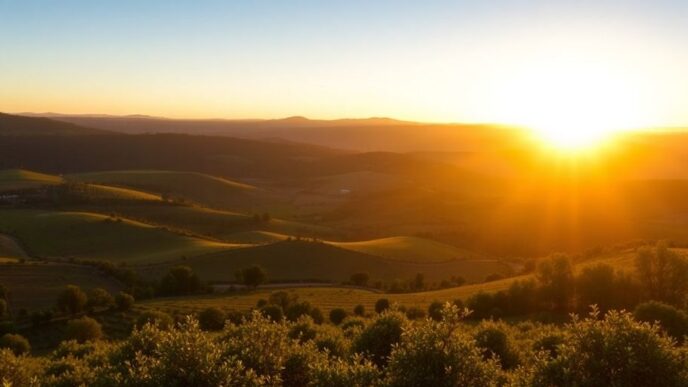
[[463, 243, 688, 320], [2, 304, 688, 386]]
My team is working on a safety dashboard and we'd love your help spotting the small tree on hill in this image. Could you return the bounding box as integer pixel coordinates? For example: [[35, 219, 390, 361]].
[[86, 288, 115, 311], [66, 316, 103, 343], [159, 266, 203, 296], [536, 254, 574, 312], [57, 285, 87, 315], [636, 242, 688, 305], [236, 265, 267, 289], [115, 292, 135, 311]]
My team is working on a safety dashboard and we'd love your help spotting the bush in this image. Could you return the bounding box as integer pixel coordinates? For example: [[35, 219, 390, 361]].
[[0, 333, 30, 355], [0, 349, 38, 387], [530, 309, 688, 386], [473, 322, 519, 369], [310, 307, 325, 325], [260, 305, 284, 322], [386, 304, 501, 386], [375, 298, 390, 314], [285, 301, 314, 322], [634, 301, 688, 342], [405, 307, 426, 320], [198, 307, 226, 331], [86, 288, 114, 311], [136, 310, 174, 330], [57, 285, 88, 315], [114, 291, 135, 311], [352, 311, 407, 367], [66, 316, 103, 343], [159, 265, 203, 296], [353, 304, 365, 316], [427, 301, 444, 321], [235, 265, 267, 289], [329, 308, 348, 325]]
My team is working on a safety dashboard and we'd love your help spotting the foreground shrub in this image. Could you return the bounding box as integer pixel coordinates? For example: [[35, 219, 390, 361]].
[[375, 298, 390, 313], [386, 304, 501, 387], [308, 354, 382, 387], [0, 333, 31, 355], [260, 305, 284, 322], [529, 308, 688, 387], [198, 307, 226, 331], [473, 321, 519, 369], [136, 310, 174, 330], [634, 301, 688, 342], [66, 316, 103, 343], [352, 311, 407, 367], [0, 348, 39, 387]]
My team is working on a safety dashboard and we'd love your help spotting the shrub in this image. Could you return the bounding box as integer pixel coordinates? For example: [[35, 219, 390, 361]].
[[473, 322, 519, 369], [386, 304, 501, 386], [353, 304, 365, 316], [310, 307, 325, 324], [309, 354, 382, 387], [0, 349, 38, 387], [86, 287, 114, 311], [0, 333, 30, 355], [375, 298, 390, 314], [285, 301, 314, 322], [260, 305, 284, 322], [352, 311, 407, 367], [341, 317, 366, 332], [136, 310, 174, 330], [57, 285, 88, 315], [405, 307, 425, 320], [329, 308, 348, 325], [315, 326, 349, 357], [634, 301, 688, 342], [114, 291, 135, 311], [268, 291, 297, 310], [536, 254, 574, 312], [66, 316, 103, 343], [198, 307, 226, 331], [427, 301, 444, 321], [235, 265, 267, 289], [530, 309, 688, 386], [159, 265, 203, 296], [289, 316, 318, 342]]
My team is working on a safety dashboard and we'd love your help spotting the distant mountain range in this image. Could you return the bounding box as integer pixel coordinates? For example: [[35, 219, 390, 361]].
[[0, 112, 113, 136]]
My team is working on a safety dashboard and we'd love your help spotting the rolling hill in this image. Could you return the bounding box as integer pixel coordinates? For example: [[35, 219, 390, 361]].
[[328, 236, 477, 263], [0, 112, 112, 136], [136, 240, 513, 284], [0, 169, 64, 191], [0, 209, 240, 264]]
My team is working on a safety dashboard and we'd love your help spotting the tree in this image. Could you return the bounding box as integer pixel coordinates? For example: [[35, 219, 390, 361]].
[[115, 292, 135, 311], [636, 242, 688, 305], [136, 310, 174, 330], [236, 265, 267, 289], [57, 285, 87, 315], [65, 316, 102, 343], [350, 272, 370, 287], [352, 311, 407, 367], [575, 264, 622, 312], [536, 254, 574, 312], [198, 307, 226, 331], [353, 304, 365, 316], [159, 266, 203, 296], [413, 273, 425, 291], [428, 301, 444, 321], [635, 301, 688, 342]]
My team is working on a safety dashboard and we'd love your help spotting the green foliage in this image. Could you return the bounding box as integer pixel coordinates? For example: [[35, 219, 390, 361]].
[[353, 304, 365, 316], [427, 301, 443, 321], [65, 316, 103, 343], [308, 354, 382, 387], [329, 308, 348, 325], [352, 310, 407, 367], [0, 333, 31, 356], [197, 307, 226, 331], [114, 291, 135, 311], [236, 265, 267, 289], [158, 265, 203, 296], [260, 305, 284, 322], [636, 242, 688, 306], [634, 301, 688, 342], [530, 309, 688, 387], [386, 304, 501, 387], [374, 298, 390, 314], [536, 254, 574, 312], [0, 348, 39, 387], [57, 285, 88, 315], [86, 287, 114, 311], [473, 322, 519, 369], [136, 310, 174, 330]]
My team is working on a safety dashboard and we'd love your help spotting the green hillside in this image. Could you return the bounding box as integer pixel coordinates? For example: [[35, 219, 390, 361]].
[[69, 170, 258, 209], [0, 209, 239, 264], [0, 169, 64, 191], [137, 240, 512, 283], [224, 231, 290, 244], [329, 236, 476, 263]]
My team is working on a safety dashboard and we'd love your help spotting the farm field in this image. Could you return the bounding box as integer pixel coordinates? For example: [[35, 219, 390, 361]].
[[329, 236, 478, 263], [0, 169, 63, 191]]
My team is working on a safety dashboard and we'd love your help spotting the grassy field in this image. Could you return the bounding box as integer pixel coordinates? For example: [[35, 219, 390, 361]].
[[0, 209, 240, 264], [224, 231, 290, 244], [69, 170, 258, 209], [0, 169, 63, 191], [0, 262, 123, 312], [329, 236, 478, 263], [136, 248, 654, 315], [137, 240, 513, 283]]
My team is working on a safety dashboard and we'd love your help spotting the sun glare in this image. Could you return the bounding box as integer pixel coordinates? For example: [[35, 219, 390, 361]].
[[494, 57, 652, 153]]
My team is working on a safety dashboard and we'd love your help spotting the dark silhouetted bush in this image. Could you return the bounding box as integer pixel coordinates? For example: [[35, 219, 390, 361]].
[[0, 333, 30, 355], [198, 307, 226, 331], [65, 316, 103, 343], [375, 298, 390, 314], [329, 308, 348, 325]]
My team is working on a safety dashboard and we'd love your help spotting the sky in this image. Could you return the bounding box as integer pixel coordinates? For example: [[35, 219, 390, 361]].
[[1, 0, 687, 127]]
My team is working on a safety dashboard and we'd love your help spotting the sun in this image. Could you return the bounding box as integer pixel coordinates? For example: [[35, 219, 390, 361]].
[[494, 57, 652, 153]]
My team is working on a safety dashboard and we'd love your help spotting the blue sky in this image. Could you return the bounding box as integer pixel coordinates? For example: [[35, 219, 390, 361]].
[[1, 0, 687, 126]]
